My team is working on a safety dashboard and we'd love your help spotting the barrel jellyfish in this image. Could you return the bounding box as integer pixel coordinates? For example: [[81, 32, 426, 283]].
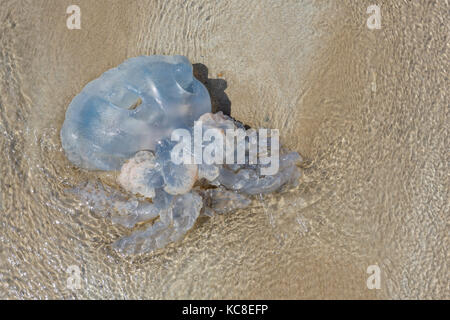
[[61, 55, 301, 254]]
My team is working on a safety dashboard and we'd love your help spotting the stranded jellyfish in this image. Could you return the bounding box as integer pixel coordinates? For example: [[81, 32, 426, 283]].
[[61, 55, 301, 254]]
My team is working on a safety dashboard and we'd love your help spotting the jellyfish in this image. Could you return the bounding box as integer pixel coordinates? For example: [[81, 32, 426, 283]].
[[62, 55, 301, 254]]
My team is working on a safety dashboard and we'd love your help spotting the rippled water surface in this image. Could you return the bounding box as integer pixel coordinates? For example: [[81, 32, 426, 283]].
[[0, 0, 448, 299]]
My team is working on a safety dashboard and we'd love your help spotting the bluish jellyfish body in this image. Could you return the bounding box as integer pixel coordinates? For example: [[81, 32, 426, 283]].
[[61, 55, 211, 171], [62, 56, 301, 254]]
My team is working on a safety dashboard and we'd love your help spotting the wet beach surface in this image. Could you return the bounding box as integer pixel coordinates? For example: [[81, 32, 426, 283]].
[[0, 0, 448, 299]]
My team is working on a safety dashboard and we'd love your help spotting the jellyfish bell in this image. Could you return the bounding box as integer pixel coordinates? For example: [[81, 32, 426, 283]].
[[60, 55, 211, 171]]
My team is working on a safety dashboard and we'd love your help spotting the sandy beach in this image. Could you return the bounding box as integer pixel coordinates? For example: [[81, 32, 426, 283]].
[[0, 0, 448, 299]]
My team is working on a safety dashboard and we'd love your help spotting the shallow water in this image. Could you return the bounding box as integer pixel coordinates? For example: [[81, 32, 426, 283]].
[[0, 0, 448, 299]]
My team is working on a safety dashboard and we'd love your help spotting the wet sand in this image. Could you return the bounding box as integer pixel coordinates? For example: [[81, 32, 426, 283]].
[[0, 0, 448, 299]]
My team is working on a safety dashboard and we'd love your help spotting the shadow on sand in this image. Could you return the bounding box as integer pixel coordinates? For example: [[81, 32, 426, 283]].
[[193, 63, 231, 116]]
